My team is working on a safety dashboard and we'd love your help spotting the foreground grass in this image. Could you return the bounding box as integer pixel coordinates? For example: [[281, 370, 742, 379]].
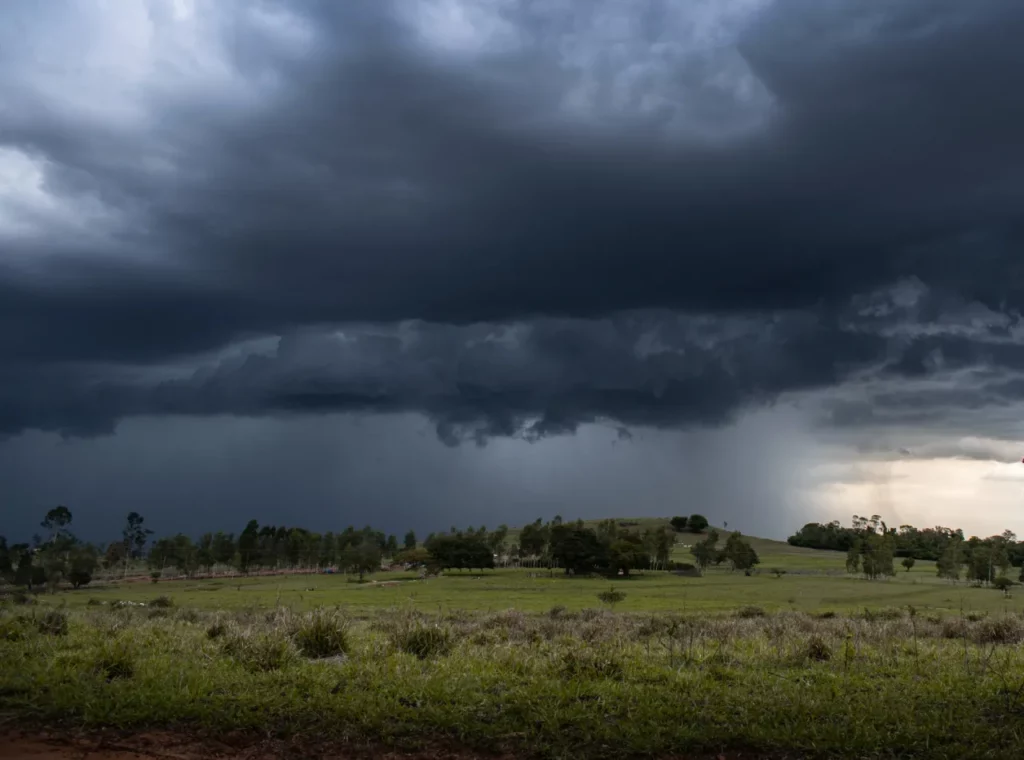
[[3, 603, 1024, 758]]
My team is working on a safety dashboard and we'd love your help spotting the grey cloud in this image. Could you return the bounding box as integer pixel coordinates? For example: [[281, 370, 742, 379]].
[[1, 0, 1024, 443]]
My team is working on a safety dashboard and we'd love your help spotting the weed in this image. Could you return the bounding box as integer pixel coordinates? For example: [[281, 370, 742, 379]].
[[221, 629, 297, 672], [736, 605, 766, 619], [388, 620, 454, 659], [557, 646, 624, 681], [150, 595, 174, 609], [37, 609, 68, 636], [292, 608, 350, 659], [206, 622, 227, 640], [93, 638, 135, 681], [805, 635, 832, 662]]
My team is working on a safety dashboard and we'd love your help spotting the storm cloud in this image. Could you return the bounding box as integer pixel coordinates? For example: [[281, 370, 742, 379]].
[[3, 1, 1024, 472]]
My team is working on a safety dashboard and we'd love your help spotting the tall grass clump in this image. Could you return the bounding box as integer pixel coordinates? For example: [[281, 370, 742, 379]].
[[93, 637, 135, 681], [291, 608, 350, 659], [384, 614, 455, 659], [221, 628, 297, 672], [37, 609, 69, 636]]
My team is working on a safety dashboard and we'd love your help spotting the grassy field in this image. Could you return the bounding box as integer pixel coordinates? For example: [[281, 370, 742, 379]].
[[5, 523, 1024, 758], [47, 564, 1023, 618], [43, 528, 1019, 618], [3, 603, 1024, 759]]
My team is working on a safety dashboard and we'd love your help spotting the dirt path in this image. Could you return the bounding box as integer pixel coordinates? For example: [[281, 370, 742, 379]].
[[0, 732, 778, 759]]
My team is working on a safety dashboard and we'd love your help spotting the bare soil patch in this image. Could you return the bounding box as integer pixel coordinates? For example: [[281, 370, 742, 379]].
[[0, 731, 784, 760]]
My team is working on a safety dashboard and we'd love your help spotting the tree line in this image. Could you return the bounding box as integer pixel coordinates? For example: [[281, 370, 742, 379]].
[[790, 515, 1024, 584], [3, 507, 766, 589]]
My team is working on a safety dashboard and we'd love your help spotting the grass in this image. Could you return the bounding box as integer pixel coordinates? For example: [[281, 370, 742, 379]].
[[51, 564, 1023, 618], [3, 603, 1024, 759]]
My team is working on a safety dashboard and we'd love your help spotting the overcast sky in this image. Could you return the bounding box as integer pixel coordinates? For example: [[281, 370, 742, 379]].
[[3, 0, 1024, 543]]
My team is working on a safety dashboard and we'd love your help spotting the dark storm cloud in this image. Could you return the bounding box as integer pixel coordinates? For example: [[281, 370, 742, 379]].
[[2, 0, 1024, 440]]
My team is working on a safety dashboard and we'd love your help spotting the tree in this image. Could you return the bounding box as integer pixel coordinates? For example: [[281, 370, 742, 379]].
[[385, 534, 399, 557], [237, 520, 260, 573], [340, 542, 381, 581], [68, 544, 99, 589], [937, 538, 963, 582], [993, 576, 1015, 592], [519, 519, 549, 559], [901, 556, 916, 572], [688, 514, 709, 533], [488, 524, 509, 555], [41, 506, 74, 544], [607, 534, 650, 576], [208, 532, 233, 567], [404, 530, 417, 550], [122, 512, 152, 577], [691, 529, 720, 574], [669, 516, 688, 532], [0, 537, 12, 580], [395, 547, 431, 566], [722, 532, 760, 572]]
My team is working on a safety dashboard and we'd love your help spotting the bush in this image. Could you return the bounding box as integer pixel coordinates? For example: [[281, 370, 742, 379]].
[[805, 635, 832, 661], [86, 598, 103, 606], [37, 609, 68, 636], [976, 616, 1024, 644], [992, 576, 1015, 592], [548, 605, 568, 619], [11, 592, 35, 606], [815, 610, 837, 619], [292, 608, 350, 659], [596, 588, 626, 609], [389, 621, 454, 660], [558, 647, 624, 681], [94, 639, 135, 681], [0, 616, 30, 642], [736, 605, 766, 619], [150, 596, 174, 608], [221, 629, 297, 672], [206, 622, 227, 640]]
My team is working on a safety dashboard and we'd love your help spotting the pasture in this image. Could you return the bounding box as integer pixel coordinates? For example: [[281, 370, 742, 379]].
[[47, 531, 1021, 618]]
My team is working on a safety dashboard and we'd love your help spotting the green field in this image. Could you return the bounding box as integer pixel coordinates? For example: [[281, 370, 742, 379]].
[[46, 526, 1020, 618], [6, 522, 1024, 758]]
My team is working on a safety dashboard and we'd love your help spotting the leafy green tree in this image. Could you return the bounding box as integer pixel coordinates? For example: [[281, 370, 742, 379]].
[[404, 530, 417, 550], [0, 537, 12, 580], [41, 506, 73, 544], [669, 516, 688, 532], [488, 524, 509, 555], [68, 544, 99, 588], [722, 531, 760, 572], [212, 532, 236, 566], [937, 538, 963, 582], [902, 556, 916, 572], [122, 512, 152, 577], [237, 520, 260, 573], [385, 534, 399, 556], [607, 533, 650, 576], [519, 519, 549, 558], [197, 533, 215, 573], [688, 514, 709, 533], [340, 542, 381, 581], [691, 529, 720, 574], [549, 524, 607, 574]]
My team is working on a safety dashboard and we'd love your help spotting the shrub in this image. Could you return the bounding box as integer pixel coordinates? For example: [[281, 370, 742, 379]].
[[0, 616, 30, 642], [389, 622, 454, 660], [771, 568, 787, 578], [976, 616, 1024, 644], [548, 605, 568, 619], [292, 608, 350, 659], [150, 571, 161, 583], [221, 629, 297, 672], [805, 635, 832, 662], [11, 592, 35, 606], [150, 595, 174, 608], [86, 598, 103, 606], [558, 647, 624, 681], [206, 622, 227, 640], [941, 618, 967, 639], [94, 639, 135, 681], [862, 607, 903, 622], [596, 587, 626, 609], [147, 609, 169, 620], [992, 576, 1015, 592], [736, 605, 766, 619], [815, 610, 837, 619], [37, 609, 68, 636]]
